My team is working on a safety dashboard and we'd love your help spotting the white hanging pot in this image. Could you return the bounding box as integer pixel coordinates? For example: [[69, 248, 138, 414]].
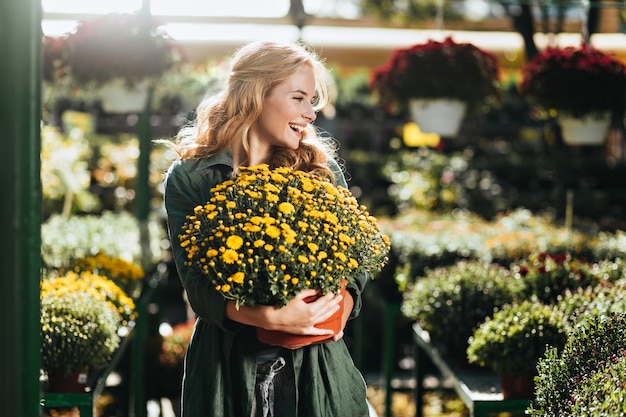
[[409, 98, 467, 138], [97, 78, 150, 114], [558, 112, 611, 146]]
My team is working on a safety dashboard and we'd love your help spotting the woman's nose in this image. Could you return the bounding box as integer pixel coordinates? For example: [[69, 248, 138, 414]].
[[304, 103, 317, 123]]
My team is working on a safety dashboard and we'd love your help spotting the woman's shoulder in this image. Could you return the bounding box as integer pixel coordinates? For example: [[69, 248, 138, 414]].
[[164, 153, 233, 198], [167, 152, 232, 179]]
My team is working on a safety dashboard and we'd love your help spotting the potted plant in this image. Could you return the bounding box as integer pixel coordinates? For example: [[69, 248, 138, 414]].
[[178, 164, 391, 346], [519, 45, 626, 145], [61, 12, 183, 112], [401, 260, 524, 362], [369, 36, 501, 137], [466, 299, 568, 399], [41, 291, 121, 392]]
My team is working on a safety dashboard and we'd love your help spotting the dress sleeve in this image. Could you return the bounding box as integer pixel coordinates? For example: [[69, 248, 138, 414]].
[[327, 156, 368, 320], [163, 161, 243, 332]]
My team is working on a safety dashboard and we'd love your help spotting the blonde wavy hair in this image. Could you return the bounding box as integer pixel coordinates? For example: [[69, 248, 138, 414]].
[[174, 40, 337, 180]]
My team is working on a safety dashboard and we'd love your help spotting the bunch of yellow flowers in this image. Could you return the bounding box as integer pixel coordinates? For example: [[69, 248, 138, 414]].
[[41, 270, 137, 326], [74, 252, 145, 298], [179, 164, 390, 308]]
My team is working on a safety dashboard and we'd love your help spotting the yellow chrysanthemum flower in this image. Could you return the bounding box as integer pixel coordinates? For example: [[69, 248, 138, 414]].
[[278, 202, 295, 215], [226, 235, 244, 250], [266, 225, 281, 239], [230, 272, 245, 284], [221, 249, 239, 264]]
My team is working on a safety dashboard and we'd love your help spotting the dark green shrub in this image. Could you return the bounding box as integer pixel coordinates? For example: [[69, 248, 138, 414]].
[[529, 312, 626, 416], [568, 354, 626, 416], [402, 260, 524, 358], [467, 299, 568, 376]]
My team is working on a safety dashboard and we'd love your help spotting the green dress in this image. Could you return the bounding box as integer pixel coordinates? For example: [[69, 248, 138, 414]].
[[163, 151, 370, 417]]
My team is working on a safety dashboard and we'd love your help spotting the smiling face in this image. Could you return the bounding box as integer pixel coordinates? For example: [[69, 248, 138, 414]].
[[247, 64, 318, 164]]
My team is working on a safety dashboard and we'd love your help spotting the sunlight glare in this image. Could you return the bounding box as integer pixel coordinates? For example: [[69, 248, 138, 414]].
[[42, 0, 142, 14], [151, 0, 289, 17], [42, 0, 289, 18]]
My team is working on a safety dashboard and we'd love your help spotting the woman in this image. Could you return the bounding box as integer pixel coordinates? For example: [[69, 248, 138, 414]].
[[163, 40, 370, 417]]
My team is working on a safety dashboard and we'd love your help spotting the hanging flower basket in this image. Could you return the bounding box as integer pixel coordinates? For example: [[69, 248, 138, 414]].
[[369, 37, 500, 124], [409, 98, 467, 137], [57, 13, 183, 90], [559, 112, 611, 146]]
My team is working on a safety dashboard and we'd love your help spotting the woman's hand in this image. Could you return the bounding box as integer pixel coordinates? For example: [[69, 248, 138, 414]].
[[265, 289, 343, 334], [225, 288, 349, 348], [281, 290, 355, 349]]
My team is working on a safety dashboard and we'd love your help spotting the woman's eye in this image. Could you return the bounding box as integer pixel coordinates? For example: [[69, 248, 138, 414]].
[[293, 96, 304, 102]]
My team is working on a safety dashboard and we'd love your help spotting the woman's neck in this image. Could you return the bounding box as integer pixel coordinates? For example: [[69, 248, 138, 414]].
[[231, 138, 272, 169]]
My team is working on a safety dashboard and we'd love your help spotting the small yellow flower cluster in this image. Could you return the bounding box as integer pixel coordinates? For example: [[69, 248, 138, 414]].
[[74, 252, 145, 298], [41, 270, 137, 325], [75, 252, 144, 281], [179, 164, 391, 308]]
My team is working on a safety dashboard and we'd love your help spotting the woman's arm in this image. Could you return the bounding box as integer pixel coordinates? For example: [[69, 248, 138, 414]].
[[164, 161, 238, 330], [226, 288, 343, 335]]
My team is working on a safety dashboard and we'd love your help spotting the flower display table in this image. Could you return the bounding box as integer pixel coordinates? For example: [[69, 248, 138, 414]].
[[412, 324, 531, 417]]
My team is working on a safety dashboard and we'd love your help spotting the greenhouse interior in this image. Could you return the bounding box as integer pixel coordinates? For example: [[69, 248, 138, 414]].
[[2, 0, 626, 416]]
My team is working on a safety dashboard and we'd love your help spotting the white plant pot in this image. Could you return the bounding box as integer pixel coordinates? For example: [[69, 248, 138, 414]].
[[409, 99, 467, 138], [98, 78, 150, 114], [559, 113, 611, 146]]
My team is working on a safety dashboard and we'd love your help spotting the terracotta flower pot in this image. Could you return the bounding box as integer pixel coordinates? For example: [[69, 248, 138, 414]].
[[256, 283, 347, 347], [499, 373, 536, 400]]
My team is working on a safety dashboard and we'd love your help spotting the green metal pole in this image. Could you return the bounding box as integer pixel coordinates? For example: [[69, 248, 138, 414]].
[[0, 0, 42, 415]]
